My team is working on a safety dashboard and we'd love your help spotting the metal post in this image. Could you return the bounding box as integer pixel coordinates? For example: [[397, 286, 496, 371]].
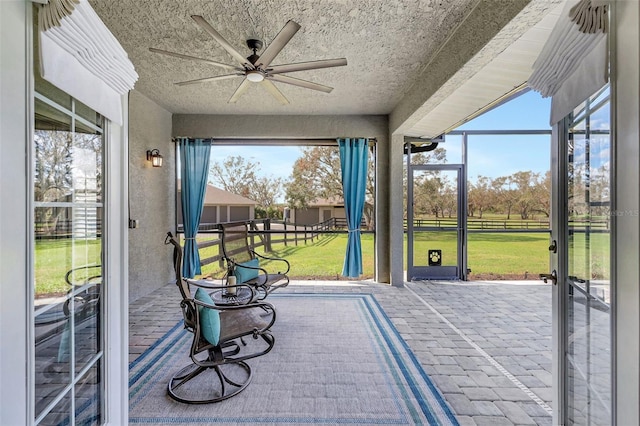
[[461, 132, 469, 281]]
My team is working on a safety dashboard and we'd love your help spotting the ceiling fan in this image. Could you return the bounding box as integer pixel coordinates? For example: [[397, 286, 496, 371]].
[[149, 15, 347, 105]]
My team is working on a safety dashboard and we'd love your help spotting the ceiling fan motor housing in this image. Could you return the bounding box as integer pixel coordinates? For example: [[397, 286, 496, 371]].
[[246, 39, 263, 66]]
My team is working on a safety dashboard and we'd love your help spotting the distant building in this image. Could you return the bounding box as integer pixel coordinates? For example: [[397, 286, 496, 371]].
[[177, 182, 258, 225], [290, 196, 346, 226]]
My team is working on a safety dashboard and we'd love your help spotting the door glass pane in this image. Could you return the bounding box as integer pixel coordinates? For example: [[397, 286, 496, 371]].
[[74, 362, 102, 425], [409, 168, 460, 279], [566, 86, 611, 425], [412, 231, 458, 267], [412, 169, 459, 221], [34, 300, 72, 417], [34, 86, 104, 422], [37, 391, 71, 426]]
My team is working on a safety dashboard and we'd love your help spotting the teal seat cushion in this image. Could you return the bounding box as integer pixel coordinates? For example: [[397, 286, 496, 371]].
[[194, 288, 220, 346], [233, 258, 260, 283]]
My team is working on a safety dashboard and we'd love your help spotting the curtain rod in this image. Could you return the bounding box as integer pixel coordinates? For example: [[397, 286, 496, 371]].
[[170, 138, 377, 146]]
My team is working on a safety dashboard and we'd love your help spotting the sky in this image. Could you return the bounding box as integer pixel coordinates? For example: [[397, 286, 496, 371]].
[[208, 90, 553, 185], [451, 90, 552, 181]]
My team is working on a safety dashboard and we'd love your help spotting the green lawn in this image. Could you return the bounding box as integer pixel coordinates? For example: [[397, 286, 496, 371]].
[[199, 232, 554, 281], [33, 229, 610, 296], [35, 238, 102, 296], [404, 231, 551, 278], [199, 234, 375, 280], [568, 233, 610, 279], [467, 233, 549, 278]]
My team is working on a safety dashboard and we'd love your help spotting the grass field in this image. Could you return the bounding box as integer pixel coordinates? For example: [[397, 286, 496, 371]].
[[199, 234, 376, 280], [467, 233, 549, 279], [406, 231, 550, 278], [35, 238, 102, 296], [199, 232, 555, 281], [33, 229, 610, 296]]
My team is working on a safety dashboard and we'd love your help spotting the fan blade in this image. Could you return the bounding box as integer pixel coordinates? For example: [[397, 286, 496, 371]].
[[254, 20, 300, 69], [191, 15, 254, 69], [268, 74, 333, 93], [149, 48, 241, 71], [229, 78, 252, 103], [268, 58, 347, 75], [260, 80, 289, 105], [175, 73, 242, 86]]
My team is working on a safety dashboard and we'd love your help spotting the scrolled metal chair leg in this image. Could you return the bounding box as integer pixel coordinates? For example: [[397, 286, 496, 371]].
[[167, 361, 252, 404]]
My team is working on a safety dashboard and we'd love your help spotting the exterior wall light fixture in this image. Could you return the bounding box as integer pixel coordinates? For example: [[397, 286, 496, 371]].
[[146, 149, 163, 167]]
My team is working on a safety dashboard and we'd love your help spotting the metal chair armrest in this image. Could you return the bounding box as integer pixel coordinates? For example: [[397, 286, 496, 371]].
[[251, 251, 291, 274], [186, 278, 257, 301]]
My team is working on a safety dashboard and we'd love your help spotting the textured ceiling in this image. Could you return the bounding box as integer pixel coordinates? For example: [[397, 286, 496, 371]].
[[89, 0, 481, 115]]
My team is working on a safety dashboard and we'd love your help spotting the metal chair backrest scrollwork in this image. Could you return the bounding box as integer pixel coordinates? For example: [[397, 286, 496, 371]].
[[219, 221, 290, 300]]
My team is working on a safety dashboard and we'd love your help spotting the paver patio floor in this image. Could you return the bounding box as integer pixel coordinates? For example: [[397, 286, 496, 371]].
[[129, 280, 552, 425]]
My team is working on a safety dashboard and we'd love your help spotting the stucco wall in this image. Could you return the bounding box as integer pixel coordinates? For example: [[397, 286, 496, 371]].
[[128, 90, 174, 301], [172, 114, 388, 140]]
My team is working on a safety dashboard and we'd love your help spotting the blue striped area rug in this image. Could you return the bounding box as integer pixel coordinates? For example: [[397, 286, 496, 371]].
[[129, 293, 459, 425]]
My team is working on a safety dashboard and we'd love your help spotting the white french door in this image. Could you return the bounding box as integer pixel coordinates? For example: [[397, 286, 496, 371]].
[[551, 86, 612, 425]]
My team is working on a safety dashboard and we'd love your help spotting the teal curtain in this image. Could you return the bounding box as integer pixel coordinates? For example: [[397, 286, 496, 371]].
[[178, 138, 212, 278], [338, 138, 368, 278]]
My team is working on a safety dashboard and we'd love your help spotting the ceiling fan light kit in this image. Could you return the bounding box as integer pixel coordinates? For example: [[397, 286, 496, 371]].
[[246, 70, 265, 82], [150, 15, 347, 104]]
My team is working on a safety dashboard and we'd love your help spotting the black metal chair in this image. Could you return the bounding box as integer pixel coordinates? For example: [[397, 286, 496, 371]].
[[219, 221, 290, 300], [165, 232, 276, 404]]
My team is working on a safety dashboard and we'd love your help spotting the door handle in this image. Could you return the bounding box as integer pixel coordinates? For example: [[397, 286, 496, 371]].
[[539, 270, 558, 285]]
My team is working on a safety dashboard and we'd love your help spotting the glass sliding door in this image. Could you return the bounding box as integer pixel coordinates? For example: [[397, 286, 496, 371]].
[[33, 80, 105, 425], [564, 86, 612, 425]]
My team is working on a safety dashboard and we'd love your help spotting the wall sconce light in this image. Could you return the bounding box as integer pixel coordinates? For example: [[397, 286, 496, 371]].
[[146, 149, 163, 167]]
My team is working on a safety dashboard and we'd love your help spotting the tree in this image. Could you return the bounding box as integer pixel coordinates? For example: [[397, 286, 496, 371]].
[[250, 176, 284, 208], [490, 176, 516, 219], [409, 148, 447, 166], [34, 130, 73, 235], [440, 176, 458, 218], [34, 129, 102, 236], [285, 147, 341, 209], [413, 173, 444, 217], [511, 170, 541, 219], [532, 170, 551, 218], [468, 175, 492, 219], [209, 156, 283, 212], [285, 146, 375, 229], [404, 148, 448, 218]]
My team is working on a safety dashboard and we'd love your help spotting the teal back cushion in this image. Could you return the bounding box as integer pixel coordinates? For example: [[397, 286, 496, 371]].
[[233, 258, 260, 283], [194, 288, 220, 346]]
